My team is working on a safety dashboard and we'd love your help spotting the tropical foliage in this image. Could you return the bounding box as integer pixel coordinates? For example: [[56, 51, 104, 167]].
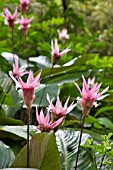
[[0, 0, 113, 170]]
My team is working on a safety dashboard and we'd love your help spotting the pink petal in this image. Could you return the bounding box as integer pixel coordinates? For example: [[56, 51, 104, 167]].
[[45, 113, 50, 126], [49, 117, 64, 129], [13, 59, 19, 73], [55, 39, 59, 54], [64, 96, 70, 108], [47, 94, 55, 111], [18, 77, 27, 89], [36, 108, 41, 124], [13, 7, 18, 19], [27, 70, 34, 85], [82, 75, 89, 94], [59, 47, 70, 56], [9, 73, 21, 88], [55, 96, 63, 114], [31, 71, 41, 88], [27, 16, 33, 24], [40, 109, 45, 125], [100, 86, 109, 96], [4, 8, 12, 18], [74, 82, 82, 94], [66, 102, 77, 114]]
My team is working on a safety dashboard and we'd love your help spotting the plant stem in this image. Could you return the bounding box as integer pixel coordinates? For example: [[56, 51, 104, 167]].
[[38, 64, 54, 108], [25, 35, 29, 67], [19, 30, 22, 66], [12, 28, 15, 62], [75, 115, 85, 170], [99, 151, 106, 170], [27, 108, 30, 168], [0, 81, 13, 108]]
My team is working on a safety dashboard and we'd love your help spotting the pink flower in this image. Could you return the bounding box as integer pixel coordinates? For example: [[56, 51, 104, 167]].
[[74, 75, 109, 117], [3, 7, 18, 29], [18, 16, 33, 36], [51, 39, 70, 65], [36, 108, 64, 132], [47, 94, 76, 120], [9, 57, 28, 78], [20, 0, 30, 13], [11, 70, 41, 110], [58, 29, 69, 41], [88, 77, 95, 88]]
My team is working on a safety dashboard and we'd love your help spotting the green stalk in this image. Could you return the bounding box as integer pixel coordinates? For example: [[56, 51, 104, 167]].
[[38, 64, 54, 108], [0, 81, 13, 108], [1, 28, 15, 108], [12, 28, 15, 62], [75, 115, 85, 170], [24, 35, 29, 67], [27, 108, 30, 168], [99, 151, 106, 170]]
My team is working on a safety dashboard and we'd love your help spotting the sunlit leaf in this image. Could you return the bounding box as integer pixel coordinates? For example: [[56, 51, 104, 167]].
[[33, 84, 60, 107], [0, 70, 21, 117], [11, 133, 61, 170], [56, 129, 97, 170], [0, 141, 15, 168], [0, 126, 37, 140]]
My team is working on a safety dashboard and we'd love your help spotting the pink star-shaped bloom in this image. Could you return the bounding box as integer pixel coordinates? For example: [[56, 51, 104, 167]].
[[20, 0, 30, 13], [36, 108, 64, 132], [51, 39, 70, 65], [18, 16, 33, 36], [11, 70, 41, 110], [9, 57, 28, 78], [47, 94, 76, 120], [3, 7, 18, 29], [74, 75, 109, 116], [58, 29, 69, 41]]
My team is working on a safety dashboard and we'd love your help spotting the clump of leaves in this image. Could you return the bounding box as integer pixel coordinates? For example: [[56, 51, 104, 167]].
[[82, 133, 113, 169]]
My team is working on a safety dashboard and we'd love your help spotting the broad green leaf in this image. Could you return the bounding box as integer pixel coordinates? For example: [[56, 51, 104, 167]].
[[0, 92, 14, 106], [85, 115, 98, 124], [11, 133, 61, 170], [0, 141, 15, 168], [46, 71, 90, 85], [0, 86, 14, 106], [4, 168, 38, 170], [0, 70, 21, 117], [56, 129, 97, 170], [33, 84, 60, 107], [40, 54, 96, 80], [95, 106, 113, 117], [0, 117, 24, 125], [0, 126, 37, 140], [29, 56, 52, 69], [1, 52, 27, 68], [97, 117, 113, 131], [0, 107, 6, 118]]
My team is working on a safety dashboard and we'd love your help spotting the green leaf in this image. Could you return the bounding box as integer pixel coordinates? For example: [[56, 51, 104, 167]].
[[95, 106, 113, 116], [4, 168, 38, 170], [0, 70, 21, 117], [0, 126, 37, 140], [0, 92, 14, 106], [0, 141, 15, 168], [56, 129, 97, 170], [29, 56, 52, 69], [0, 107, 6, 118], [11, 133, 61, 170], [0, 85, 14, 106], [41, 54, 96, 79], [33, 84, 60, 107], [0, 117, 24, 125], [98, 117, 113, 131]]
